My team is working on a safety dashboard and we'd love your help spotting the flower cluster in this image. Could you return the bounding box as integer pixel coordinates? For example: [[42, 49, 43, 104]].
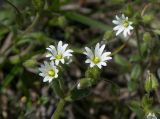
[[39, 41, 73, 83], [39, 41, 112, 83], [39, 14, 133, 83]]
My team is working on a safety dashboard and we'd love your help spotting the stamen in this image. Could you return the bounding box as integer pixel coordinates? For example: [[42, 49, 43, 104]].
[[123, 21, 129, 27], [92, 56, 100, 64], [56, 54, 63, 59], [48, 69, 55, 77]]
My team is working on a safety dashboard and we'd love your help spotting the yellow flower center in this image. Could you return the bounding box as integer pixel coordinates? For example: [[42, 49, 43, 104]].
[[56, 54, 63, 59], [92, 56, 100, 64], [123, 21, 129, 27], [48, 69, 55, 77]]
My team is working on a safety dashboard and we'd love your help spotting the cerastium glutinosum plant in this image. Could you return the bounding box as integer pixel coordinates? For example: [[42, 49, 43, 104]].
[[38, 14, 134, 118], [38, 13, 159, 119]]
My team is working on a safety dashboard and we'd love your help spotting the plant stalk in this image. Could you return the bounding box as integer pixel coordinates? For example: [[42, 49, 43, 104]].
[[51, 99, 66, 119], [135, 26, 142, 57]]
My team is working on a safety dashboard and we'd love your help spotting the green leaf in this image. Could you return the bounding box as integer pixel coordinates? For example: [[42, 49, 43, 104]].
[[141, 95, 152, 112], [38, 96, 49, 105], [50, 0, 60, 11], [66, 88, 90, 101], [129, 54, 142, 62], [129, 101, 144, 119], [131, 64, 141, 81], [128, 79, 138, 92], [0, 26, 9, 39], [0, 10, 15, 25], [65, 12, 111, 32], [140, 42, 148, 56], [114, 54, 131, 68]]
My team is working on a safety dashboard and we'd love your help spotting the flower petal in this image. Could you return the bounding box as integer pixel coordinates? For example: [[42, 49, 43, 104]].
[[57, 41, 63, 53], [84, 47, 93, 58], [99, 44, 106, 56], [112, 20, 119, 24]]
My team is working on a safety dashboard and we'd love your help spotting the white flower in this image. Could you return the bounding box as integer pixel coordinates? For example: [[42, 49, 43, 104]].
[[84, 43, 112, 69], [112, 14, 133, 37], [147, 112, 157, 119], [46, 41, 73, 65], [39, 61, 58, 83]]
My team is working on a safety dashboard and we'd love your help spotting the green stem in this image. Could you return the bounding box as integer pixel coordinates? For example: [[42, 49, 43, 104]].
[[51, 99, 66, 119], [22, 13, 40, 35], [135, 26, 142, 57], [135, 26, 144, 95], [5, 0, 21, 15]]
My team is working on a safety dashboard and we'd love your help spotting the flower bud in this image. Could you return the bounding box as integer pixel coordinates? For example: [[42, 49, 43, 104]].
[[145, 71, 158, 93], [77, 78, 93, 89], [9, 56, 20, 64], [58, 16, 67, 27], [143, 32, 151, 42], [142, 14, 153, 24], [23, 59, 37, 68]]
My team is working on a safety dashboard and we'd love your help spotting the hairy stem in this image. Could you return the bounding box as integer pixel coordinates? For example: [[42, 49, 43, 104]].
[[51, 99, 66, 119]]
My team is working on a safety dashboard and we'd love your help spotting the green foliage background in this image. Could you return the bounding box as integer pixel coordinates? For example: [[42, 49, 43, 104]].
[[0, 0, 160, 119]]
